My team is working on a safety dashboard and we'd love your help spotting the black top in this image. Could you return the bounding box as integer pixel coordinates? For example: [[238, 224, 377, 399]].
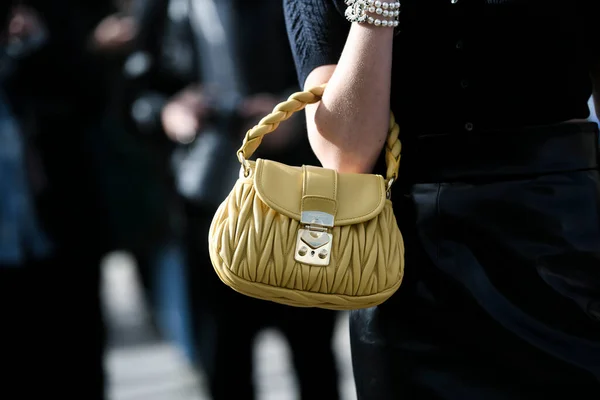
[[284, 0, 600, 135]]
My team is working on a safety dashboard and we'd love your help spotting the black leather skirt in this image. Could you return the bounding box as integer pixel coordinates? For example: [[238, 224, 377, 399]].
[[351, 121, 600, 399]]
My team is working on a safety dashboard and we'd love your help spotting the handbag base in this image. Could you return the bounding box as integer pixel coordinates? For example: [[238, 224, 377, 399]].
[[210, 244, 402, 310]]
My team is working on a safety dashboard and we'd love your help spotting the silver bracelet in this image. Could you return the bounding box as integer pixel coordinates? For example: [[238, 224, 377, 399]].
[[345, 0, 401, 27]]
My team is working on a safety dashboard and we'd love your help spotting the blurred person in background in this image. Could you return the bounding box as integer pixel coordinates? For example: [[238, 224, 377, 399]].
[[88, 0, 177, 337], [0, 1, 123, 398], [118, 0, 342, 399], [90, 0, 196, 351]]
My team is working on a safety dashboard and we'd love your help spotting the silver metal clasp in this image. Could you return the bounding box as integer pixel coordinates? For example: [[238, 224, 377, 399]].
[[294, 211, 334, 267], [386, 177, 395, 199]]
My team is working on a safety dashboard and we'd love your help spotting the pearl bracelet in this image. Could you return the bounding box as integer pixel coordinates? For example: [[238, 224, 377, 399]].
[[345, 0, 401, 28]]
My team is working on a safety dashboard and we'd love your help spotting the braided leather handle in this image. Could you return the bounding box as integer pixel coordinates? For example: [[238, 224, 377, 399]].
[[237, 84, 401, 185]]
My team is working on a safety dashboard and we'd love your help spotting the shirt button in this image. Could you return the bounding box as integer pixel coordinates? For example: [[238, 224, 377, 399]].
[[451, 0, 459, 3], [460, 79, 469, 89], [465, 122, 474, 131]]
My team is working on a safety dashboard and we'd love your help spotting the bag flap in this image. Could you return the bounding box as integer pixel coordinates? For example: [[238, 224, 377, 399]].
[[254, 159, 386, 226]]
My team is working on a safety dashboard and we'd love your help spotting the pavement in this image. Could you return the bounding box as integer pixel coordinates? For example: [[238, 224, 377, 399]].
[[101, 251, 358, 400]]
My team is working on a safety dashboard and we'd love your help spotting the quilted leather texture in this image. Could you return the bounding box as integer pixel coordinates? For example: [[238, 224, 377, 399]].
[[209, 178, 405, 310]]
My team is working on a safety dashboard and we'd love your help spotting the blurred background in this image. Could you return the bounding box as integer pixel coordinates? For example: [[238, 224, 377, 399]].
[[0, 0, 598, 399], [101, 252, 357, 400], [1, 1, 354, 399]]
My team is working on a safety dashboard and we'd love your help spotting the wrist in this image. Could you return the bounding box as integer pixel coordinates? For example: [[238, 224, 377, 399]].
[[345, 0, 401, 28]]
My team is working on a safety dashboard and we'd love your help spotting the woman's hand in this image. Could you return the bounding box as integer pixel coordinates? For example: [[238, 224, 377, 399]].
[[161, 85, 208, 143], [91, 14, 138, 53]]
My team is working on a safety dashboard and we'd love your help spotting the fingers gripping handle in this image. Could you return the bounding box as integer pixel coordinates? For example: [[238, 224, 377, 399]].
[[237, 84, 401, 185]]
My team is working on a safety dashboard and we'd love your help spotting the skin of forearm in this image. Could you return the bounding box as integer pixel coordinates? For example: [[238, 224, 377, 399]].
[[304, 23, 394, 173]]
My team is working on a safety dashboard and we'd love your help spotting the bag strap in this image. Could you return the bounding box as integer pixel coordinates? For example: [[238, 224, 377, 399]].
[[237, 84, 401, 189]]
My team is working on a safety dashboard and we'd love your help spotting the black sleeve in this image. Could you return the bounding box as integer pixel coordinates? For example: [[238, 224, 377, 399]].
[[283, 0, 350, 88]]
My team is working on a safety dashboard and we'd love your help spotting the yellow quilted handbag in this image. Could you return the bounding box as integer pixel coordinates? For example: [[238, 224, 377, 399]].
[[208, 85, 404, 310]]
